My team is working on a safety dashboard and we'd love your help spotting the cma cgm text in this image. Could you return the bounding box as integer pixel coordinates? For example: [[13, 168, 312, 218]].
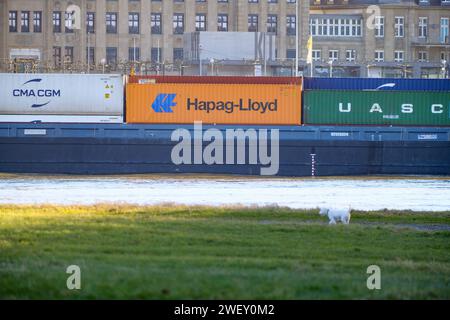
[[187, 98, 278, 114], [13, 89, 61, 97]]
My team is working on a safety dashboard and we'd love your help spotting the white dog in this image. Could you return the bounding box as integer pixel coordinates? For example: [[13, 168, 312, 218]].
[[319, 207, 351, 225]]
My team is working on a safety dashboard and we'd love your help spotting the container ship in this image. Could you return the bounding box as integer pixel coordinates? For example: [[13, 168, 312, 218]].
[[0, 73, 449, 177]]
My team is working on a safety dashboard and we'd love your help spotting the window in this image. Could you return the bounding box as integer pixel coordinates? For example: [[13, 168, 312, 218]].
[[173, 13, 184, 34], [196, 14, 206, 31], [395, 16, 404, 37], [129, 47, 140, 62], [346, 49, 356, 62], [87, 12, 95, 34], [9, 11, 17, 32], [374, 50, 384, 62], [248, 14, 258, 32], [329, 50, 338, 61], [267, 14, 277, 34], [21, 11, 30, 33], [312, 50, 321, 62], [309, 17, 362, 37], [268, 0, 278, 3], [375, 16, 384, 37], [33, 11, 42, 33], [287, 0, 296, 3], [129, 13, 139, 34], [106, 13, 118, 34], [174, 48, 184, 61], [86, 47, 95, 65], [440, 18, 449, 44], [287, 15, 296, 36], [308, 17, 316, 34], [418, 51, 428, 62], [65, 11, 75, 33], [218, 14, 228, 31], [419, 17, 428, 38], [328, 18, 337, 36], [394, 51, 404, 62], [151, 13, 162, 34], [248, 0, 259, 3], [286, 49, 296, 59], [106, 47, 118, 66], [64, 47, 74, 64], [151, 47, 162, 62], [53, 12, 62, 33], [53, 46, 61, 66]]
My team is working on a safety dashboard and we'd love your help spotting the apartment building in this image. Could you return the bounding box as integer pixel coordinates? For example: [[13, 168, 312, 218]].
[[2, 0, 448, 77], [0, 0, 310, 75], [310, 0, 450, 77]]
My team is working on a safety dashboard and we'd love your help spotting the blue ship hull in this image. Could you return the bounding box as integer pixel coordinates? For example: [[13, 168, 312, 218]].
[[0, 123, 449, 176]]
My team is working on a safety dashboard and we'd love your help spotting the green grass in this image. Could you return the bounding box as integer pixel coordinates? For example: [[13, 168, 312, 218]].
[[0, 205, 449, 299]]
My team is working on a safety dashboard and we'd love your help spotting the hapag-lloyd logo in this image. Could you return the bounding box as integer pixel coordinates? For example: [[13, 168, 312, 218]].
[[152, 93, 177, 113], [13, 78, 61, 108], [151, 93, 278, 114]]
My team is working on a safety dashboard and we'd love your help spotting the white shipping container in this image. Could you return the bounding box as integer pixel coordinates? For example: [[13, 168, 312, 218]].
[[0, 73, 124, 123], [0, 114, 123, 123]]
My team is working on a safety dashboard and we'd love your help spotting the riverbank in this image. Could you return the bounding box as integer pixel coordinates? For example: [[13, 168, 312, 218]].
[[0, 205, 449, 299]]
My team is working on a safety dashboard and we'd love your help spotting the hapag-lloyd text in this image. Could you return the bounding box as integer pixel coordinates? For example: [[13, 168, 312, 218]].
[[187, 98, 278, 114]]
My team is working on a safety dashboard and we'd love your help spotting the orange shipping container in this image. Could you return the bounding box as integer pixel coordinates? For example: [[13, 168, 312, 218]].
[[125, 83, 302, 125]]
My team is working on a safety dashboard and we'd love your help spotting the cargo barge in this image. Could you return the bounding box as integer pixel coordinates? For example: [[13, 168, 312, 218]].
[[0, 74, 449, 177], [1, 123, 449, 176]]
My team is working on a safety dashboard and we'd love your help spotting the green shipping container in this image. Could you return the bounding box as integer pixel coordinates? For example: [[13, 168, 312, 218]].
[[303, 90, 450, 126]]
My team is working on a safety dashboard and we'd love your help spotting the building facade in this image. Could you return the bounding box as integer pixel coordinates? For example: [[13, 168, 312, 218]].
[[0, 0, 310, 75], [1, 0, 449, 77], [310, 0, 450, 78]]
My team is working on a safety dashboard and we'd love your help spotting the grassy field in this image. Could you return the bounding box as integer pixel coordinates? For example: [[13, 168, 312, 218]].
[[0, 205, 449, 299]]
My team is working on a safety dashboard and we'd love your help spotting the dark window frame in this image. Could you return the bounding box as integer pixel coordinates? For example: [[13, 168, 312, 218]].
[[248, 14, 258, 32], [9, 11, 18, 32], [87, 12, 95, 34], [106, 12, 118, 34], [286, 15, 296, 36], [129, 47, 141, 62], [173, 13, 184, 34], [21, 11, 30, 33], [33, 11, 42, 33], [129, 12, 140, 34], [196, 14, 207, 31], [267, 14, 278, 34], [65, 11, 75, 33], [218, 14, 228, 32], [106, 47, 118, 66], [173, 48, 184, 61], [151, 13, 162, 34], [53, 11, 62, 33]]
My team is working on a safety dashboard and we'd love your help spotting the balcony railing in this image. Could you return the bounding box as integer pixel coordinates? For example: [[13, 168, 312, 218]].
[[411, 36, 450, 46]]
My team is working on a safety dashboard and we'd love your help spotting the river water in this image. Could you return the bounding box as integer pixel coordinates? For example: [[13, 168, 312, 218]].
[[0, 174, 449, 211]]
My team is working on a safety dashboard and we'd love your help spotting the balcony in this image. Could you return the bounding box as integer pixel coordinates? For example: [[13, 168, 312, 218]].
[[411, 36, 450, 47]]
